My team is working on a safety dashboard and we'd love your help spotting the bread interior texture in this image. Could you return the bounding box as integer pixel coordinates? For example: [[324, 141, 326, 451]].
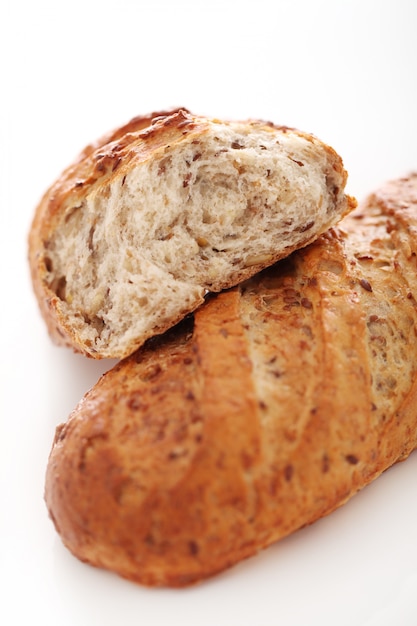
[[44, 122, 344, 356]]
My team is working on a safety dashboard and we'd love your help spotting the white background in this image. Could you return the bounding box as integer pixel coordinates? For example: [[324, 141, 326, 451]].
[[1, 1, 417, 624]]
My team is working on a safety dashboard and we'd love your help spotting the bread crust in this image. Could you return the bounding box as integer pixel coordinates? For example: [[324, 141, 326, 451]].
[[44, 173, 417, 587], [28, 108, 355, 358]]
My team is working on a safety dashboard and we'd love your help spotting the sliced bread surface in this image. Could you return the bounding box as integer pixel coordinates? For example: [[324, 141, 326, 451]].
[[29, 108, 355, 358]]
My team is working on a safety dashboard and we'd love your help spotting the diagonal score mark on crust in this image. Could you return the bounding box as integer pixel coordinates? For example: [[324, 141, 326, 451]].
[[192, 290, 263, 538], [237, 240, 373, 533]]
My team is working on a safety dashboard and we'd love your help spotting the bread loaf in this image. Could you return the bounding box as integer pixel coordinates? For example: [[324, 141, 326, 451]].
[[44, 173, 417, 587], [29, 108, 354, 359]]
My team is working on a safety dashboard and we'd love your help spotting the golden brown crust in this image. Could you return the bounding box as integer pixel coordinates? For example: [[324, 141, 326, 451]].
[[44, 173, 417, 586], [28, 108, 355, 358]]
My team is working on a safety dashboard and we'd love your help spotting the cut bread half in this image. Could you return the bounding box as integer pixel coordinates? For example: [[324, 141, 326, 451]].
[[29, 108, 355, 358]]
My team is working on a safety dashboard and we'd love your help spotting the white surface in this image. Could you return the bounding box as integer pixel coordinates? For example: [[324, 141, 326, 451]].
[[1, 1, 417, 624]]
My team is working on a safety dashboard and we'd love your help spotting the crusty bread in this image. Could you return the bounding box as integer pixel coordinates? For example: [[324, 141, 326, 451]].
[[44, 173, 417, 587], [29, 108, 354, 359]]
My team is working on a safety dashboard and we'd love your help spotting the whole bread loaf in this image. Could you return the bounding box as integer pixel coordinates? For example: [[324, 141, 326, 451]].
[[29, 108, 354, 359], [45, 174, 417, 587]]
